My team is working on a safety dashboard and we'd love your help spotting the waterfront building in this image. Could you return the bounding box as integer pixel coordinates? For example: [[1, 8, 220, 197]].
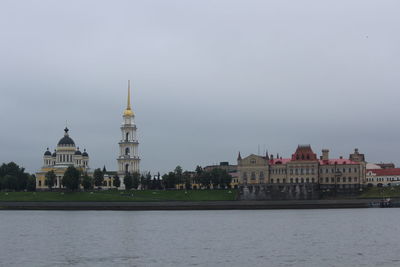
[[117, 81, 140, 188], [237, 145, 366, 192], [36, 127, 90, 189], [366, 168, 400, 187]]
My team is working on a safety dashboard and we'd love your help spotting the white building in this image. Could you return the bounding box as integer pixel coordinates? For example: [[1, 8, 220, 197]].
[[366, 169, 400, 187], [117, 80, 140, 187]]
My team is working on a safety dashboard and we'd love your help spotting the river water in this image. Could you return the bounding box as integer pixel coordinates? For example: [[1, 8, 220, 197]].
[[0, 209, 399, 267]]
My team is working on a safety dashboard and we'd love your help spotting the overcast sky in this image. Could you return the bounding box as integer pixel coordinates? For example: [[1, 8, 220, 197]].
[[1, 0, 399, 174]]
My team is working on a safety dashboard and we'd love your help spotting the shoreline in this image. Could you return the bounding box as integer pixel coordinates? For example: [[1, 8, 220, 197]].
[[0, 199, 380, 210]]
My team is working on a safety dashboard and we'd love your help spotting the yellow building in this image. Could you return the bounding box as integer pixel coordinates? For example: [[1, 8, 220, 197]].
[[238, 145, 366, 190], [36, 127, 90, 189]]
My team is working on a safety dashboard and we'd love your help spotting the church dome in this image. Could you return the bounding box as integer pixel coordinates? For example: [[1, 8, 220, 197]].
[[58, 127, 75, 146], [82, 149, 89, 157], [75, 147, 82, 155], [44, 148, 52, 156]]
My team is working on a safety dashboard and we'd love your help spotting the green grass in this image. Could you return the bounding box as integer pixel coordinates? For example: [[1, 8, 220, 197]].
[[359, 187, 400, 199], [0, 189, 238, 202]]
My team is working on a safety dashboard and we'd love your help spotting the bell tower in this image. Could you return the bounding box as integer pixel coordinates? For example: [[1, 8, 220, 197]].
[[117, 81, 140, 186]]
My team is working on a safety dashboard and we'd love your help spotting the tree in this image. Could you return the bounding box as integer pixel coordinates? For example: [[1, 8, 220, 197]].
[[62, 166, 81, 191], [124, 173, 133, 190], [1, 175, 17, 190], [162, 172, 177, 189], [132, 172, 140, 189], [199, 171, 211, 188], [184, 174, 192, 190], [113, 175, 121, 188], [81, 173, 93, 190], [0, 162, 30, 191], [93, 168, 104, 187], [174, 166, 183, 185], [26, 175, 36, 191], [45, 170, 56, 190]]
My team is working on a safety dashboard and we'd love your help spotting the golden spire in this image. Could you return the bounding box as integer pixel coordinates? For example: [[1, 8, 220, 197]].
[[127, 80, 131, 109], [123, 80, 134, 116]]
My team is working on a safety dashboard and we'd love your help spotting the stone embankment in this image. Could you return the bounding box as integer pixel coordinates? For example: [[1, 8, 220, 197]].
[[0, 199, 377, 210]]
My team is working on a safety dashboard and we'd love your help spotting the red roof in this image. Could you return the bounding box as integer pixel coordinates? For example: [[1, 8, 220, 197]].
[[268, 158, 359, 165], [368, 168, 400, 176]]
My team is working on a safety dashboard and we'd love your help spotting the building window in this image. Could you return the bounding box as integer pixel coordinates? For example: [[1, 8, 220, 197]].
[[283, 178, 286, 183], [300, 178, 304, 183], [295, 178, 299, 183], [306, 178, 309, 183], [325, 169, 328, 174], [243, 172, 247, 180], [295, 169, 298, 175], [306, 168, 309, 174], [260, 171, 264, 179], [348, 177, 352, 183], [125, 147, 130, 156], [250, 159, 256, 164], [271, 178, 274, 183], [337, 177, 340, 182], [349, 168, 352, 173], [290, 169, 293, 175], [311, 178, 315, 183], [343, 177, 346, 183], [126, 132, 129, 141], [331, 177, 334, 183], [251, 172, 256, 180], [325, 177, 329, 183], [277, 178, 280, 183], [354, 177, 357, 182], [354, 168, 357, 172]]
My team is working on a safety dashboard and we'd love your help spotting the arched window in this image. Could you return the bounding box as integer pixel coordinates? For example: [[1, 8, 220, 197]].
[[126, 132, 129, 141], [125, 147, 130, 155], [251, 172, 256, 180], [259, 171, 264, 179], [125, 164, 129, 173]]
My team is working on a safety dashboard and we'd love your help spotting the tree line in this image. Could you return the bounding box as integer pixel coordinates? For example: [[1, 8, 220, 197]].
[[161, 165, 232, 189], [0, 162, 232, 191], [0, 162, 36, 191]]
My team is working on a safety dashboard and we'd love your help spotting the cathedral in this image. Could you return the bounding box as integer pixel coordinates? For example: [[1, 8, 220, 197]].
[[36, 127, 90, 189], [36, 81, 140, 189]]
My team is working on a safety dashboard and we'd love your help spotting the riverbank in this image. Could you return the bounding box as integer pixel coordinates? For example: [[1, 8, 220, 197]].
[[0, 199, 379, 210], [0, 190, 237, 202]]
